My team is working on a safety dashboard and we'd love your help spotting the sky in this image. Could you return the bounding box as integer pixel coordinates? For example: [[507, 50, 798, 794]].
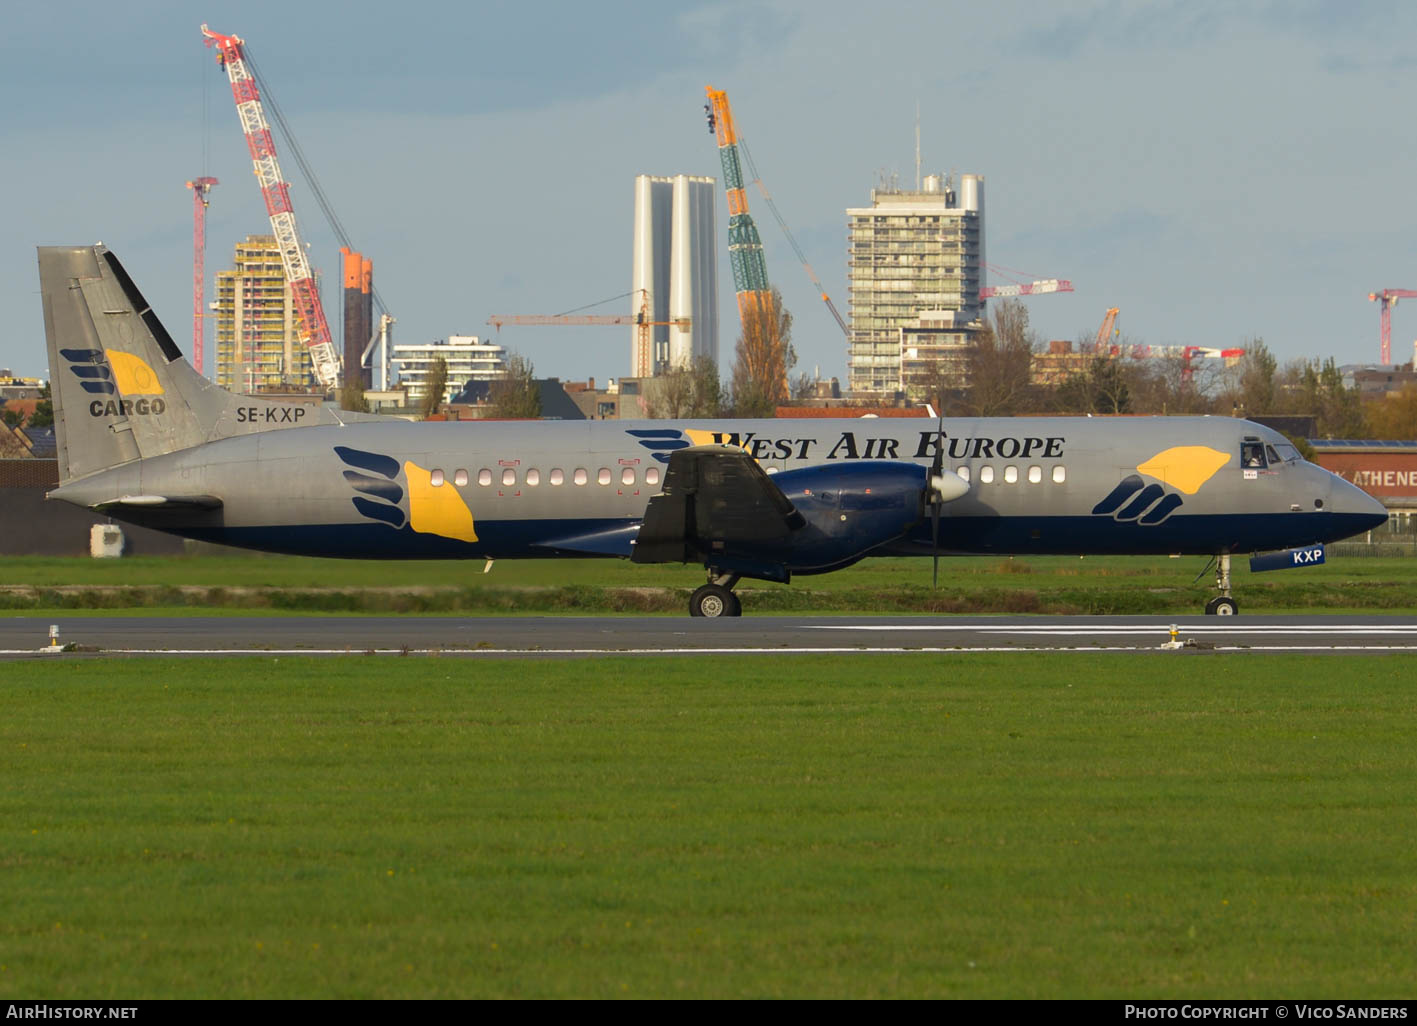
[[5, 0, 1417, 387]]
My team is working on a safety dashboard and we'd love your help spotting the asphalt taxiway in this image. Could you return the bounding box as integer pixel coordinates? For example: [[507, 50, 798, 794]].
[[2, 615, 1415, 657]]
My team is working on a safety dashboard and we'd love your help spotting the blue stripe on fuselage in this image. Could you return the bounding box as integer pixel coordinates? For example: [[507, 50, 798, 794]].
[[140, 510, 1381, 562]]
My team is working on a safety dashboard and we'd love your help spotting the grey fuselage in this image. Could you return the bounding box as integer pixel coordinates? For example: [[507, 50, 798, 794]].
[[51, 413, 1387, 566]]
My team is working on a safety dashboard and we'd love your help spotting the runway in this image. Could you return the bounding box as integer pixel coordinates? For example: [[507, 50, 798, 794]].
[[2, 615, 1415, 657]]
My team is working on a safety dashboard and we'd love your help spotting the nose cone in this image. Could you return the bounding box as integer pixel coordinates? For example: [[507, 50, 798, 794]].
[[1321, 474, 1389, 541], [930, 470, 970, 503]]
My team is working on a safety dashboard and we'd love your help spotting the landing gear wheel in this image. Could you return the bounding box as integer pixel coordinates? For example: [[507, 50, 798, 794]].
[[690, 583, 741, 618], [1205, 596, 1238, 616]]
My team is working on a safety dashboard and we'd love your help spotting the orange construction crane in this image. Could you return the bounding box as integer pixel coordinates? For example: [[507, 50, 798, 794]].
[[1093, 307, 1119, 353], [488, 291, 689, 372]]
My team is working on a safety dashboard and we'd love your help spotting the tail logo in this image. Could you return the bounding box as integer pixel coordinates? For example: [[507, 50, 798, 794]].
[[60, 348, 116, 394], [105, 350, 165, 396], [335, 447, 479, 544], [1093, 446, 1230, 525], [64, 347, 169, 417]]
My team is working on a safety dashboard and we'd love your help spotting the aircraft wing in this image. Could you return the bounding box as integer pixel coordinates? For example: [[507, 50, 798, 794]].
[[632, 445, 805, 565]]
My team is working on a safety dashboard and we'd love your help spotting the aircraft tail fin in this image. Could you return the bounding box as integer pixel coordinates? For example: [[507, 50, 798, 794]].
[[39, 244, 372, 484]]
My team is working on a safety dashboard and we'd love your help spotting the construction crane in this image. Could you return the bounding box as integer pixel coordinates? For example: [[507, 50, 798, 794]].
[[1093, 307, 1119, 353], [702, 93, 847, 338], [980, 264, 1074, 300], [1367, 289, 1417, 365], [705, 86, 792, 400], [704, 88, 772, 323], [488, 291, 689, 370], [201, 24, 340, 392], [185, 176, 218, 375]]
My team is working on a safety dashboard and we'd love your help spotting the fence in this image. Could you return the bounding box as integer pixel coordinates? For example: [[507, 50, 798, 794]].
[[1329, 512, 1417, 557]]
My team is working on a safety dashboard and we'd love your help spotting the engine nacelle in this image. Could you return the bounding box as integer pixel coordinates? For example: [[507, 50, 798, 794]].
[[772, 461, 931, 575]]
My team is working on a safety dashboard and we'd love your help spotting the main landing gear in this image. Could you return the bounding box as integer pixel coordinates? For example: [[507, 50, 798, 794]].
[[689, 572, 742, 617], [1204, 552, 1239, 616]]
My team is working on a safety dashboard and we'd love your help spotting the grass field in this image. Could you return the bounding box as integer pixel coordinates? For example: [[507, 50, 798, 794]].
[[2, 551, 1416, 615], [4, 653, 1416, 998]]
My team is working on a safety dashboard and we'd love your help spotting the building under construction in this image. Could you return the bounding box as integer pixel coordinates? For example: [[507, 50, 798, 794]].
[[213, 235, 316, 392], [846, 173, 985, 396]]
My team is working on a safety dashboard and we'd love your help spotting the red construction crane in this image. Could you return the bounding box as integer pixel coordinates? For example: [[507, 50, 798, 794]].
[[201, 24, 340, 392], [1367, 289, 1417, 365], [185, 176, 218, 375]]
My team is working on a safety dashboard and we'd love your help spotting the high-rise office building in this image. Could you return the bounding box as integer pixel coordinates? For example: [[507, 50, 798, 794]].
[[846, 174, 985, 396], [630, 174, 719, 377], [213, 234, 316, 392]]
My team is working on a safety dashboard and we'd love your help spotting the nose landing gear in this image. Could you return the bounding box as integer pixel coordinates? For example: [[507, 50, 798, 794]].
[[1204, 553, 1239, 615]]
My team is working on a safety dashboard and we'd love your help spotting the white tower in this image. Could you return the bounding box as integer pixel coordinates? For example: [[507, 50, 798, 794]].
[[631, 174, 718, 376]]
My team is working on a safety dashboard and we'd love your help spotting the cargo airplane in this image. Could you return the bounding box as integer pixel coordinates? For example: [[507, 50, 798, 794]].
[[39, 245, 1387, 617]]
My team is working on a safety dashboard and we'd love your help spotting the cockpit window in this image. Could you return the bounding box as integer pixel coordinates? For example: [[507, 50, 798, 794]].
[[1241, 441, 1267, 468], [1273, 441, 1302, 463], [1265, 445, 1281, 465]]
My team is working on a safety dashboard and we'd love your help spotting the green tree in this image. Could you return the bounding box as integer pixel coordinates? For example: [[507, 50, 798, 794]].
[[1299, 357, 1363, 438], [1363, 384, 1417, 439], [1230, 338, 1277, 417], [339, 382, 370, 414], [419, 357, 448, 420], [488, 353, 542, 419], [646, 356, 725, 418], [29, 381, 53, 428]]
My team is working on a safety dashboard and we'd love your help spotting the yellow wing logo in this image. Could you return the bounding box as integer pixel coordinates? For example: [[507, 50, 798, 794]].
[[404, 461, 479, 543], [1093, 446, 1232, 525], [1135, 446, 1230, 494]]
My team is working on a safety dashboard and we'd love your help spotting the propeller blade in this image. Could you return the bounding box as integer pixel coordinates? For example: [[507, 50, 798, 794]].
[[932, 411, 944, 589]]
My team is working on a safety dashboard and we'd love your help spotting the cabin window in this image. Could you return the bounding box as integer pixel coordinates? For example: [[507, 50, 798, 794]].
[[526, 469, 541, 486], [955, 466, 970, 482], [478, 469, 492, 486], [549, 468, 564, 485], [621, 467, 636, 485], [1028, 466, 1042, 484], [453, 469, 468, 487], [1052, 466, 1066, 484], [1004, 466, 1018, 484], [502, 468, 517, 486], [598, 468, 612, 486], [645, 467, 660, 486], [574, 468, 588, 485], [979, 466, 995, 484], [1241, 440, 1267, 468], [430, 469, 445, 487]]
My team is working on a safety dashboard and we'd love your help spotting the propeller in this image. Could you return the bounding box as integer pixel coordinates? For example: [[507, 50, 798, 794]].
[[924, 410, 970, 589], [929, 411, 945, 589]]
